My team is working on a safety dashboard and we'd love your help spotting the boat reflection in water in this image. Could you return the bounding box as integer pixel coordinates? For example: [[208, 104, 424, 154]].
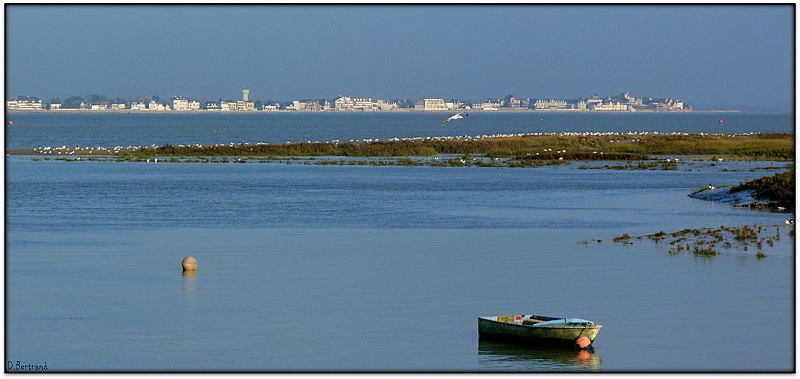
[[477, 339, 601, 371]]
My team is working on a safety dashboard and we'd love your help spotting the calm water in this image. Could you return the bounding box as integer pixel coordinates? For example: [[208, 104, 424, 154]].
[[4, 113, 795, 372]]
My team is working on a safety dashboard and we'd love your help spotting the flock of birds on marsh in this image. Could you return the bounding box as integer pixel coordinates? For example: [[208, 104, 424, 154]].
[[22, 130, 753, 159], [18, 111, 767, 158], [31, 145, 146, 155]]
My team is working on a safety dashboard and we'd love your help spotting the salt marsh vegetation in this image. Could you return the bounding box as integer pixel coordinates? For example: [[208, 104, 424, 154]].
[[120, 132, 792, 161], [18, 132, 792, 170], [614, 223, 794, 258]]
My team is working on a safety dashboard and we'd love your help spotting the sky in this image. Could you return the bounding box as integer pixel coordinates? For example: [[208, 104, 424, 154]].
[[4, 4, 795, 111]]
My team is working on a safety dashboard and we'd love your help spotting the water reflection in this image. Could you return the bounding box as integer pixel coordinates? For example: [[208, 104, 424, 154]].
[[478, 339, 601, 371], [182, 271, 197, 301]]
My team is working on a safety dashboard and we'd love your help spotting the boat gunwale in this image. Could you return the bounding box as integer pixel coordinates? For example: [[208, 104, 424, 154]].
[[478, 315, 603, 329]]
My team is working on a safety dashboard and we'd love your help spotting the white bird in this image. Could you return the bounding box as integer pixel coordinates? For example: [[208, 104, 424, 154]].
[[442, 112, 468, 125]]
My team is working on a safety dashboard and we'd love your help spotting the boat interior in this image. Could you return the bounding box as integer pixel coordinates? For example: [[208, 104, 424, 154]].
[[496, 315, 553, 325]]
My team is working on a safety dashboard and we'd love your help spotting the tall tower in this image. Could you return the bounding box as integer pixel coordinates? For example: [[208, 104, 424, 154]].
[[242, 88, 250, 102]]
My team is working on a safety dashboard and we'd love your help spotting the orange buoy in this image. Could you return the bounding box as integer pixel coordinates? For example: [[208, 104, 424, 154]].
[[718, 119, 724, 123], [575, 336, 592, 349], [181, 256, 197, 271], [7, 121, 13, 125]]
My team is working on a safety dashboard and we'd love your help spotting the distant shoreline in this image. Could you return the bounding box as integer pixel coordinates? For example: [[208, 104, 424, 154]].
[[5, 109, 744, 115]]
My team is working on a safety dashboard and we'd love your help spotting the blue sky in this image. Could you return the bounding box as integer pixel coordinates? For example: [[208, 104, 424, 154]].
[[4, 4, 795, 111]]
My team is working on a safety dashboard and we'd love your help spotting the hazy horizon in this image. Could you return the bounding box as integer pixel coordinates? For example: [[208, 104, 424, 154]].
[[5, 4, 795, 112]]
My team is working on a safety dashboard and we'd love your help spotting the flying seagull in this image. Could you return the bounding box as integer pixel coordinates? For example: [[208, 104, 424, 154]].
[[442, 112, 468, 125]]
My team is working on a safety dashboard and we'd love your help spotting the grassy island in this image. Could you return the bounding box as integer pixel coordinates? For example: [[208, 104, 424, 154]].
[[730, 170, 794, 204], [124, 132, 793, 161], [9, 132, 792, 162]]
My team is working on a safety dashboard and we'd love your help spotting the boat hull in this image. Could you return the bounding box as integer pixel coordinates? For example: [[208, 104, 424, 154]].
[[478, 315, 602, 346]]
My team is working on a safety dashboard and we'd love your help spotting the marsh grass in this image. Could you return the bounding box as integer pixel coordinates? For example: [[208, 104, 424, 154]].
[[691, 244, 720, 256], [730, 169, 795, 203], [29, 133, 794, 175], [617, 223, 793, 258], [127, 133, 793, 160], [598, 133, 794, 160]]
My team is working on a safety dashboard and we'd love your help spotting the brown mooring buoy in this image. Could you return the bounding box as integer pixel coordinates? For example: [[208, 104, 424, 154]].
[[575, 336, 592, 349], [182, 256, 197, 272]]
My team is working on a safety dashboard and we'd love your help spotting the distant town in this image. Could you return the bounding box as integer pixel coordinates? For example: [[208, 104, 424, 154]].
[[6, 90, 691, 113]]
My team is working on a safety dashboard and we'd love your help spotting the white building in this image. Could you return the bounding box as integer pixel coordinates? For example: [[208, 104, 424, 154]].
[[334, 96, 353, 109], [589, 101, 630, 111], [533, 99, 568, 110], [585, 96, 603, 107], [334, 96, 378, 111], [415, 98, 448, 111], [352, 97, 374, 110], [171, 97, 190, 111], [375, 99, 397, 111], [286, 100, 321, 112], [216, 100, 255, 111], [445, 101, 463, 110], [220, 101, 237, 111], [130, 102, 147, 110], [148, 101, 167, 111], [6, 98, 44, 110], [504, 94, 527, 108], [235, 100, 256, 111], [473, 99, 502, 110]]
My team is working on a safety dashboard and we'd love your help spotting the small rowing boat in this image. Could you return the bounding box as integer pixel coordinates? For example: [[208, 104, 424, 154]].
[[478, 314, 602, 348]]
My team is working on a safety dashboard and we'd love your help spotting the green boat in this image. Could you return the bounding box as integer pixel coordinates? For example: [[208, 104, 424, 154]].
[[478, 314, 602, 347]]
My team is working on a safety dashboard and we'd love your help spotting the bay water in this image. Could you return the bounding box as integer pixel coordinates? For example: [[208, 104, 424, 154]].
[[4, 112, 795, 372]]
